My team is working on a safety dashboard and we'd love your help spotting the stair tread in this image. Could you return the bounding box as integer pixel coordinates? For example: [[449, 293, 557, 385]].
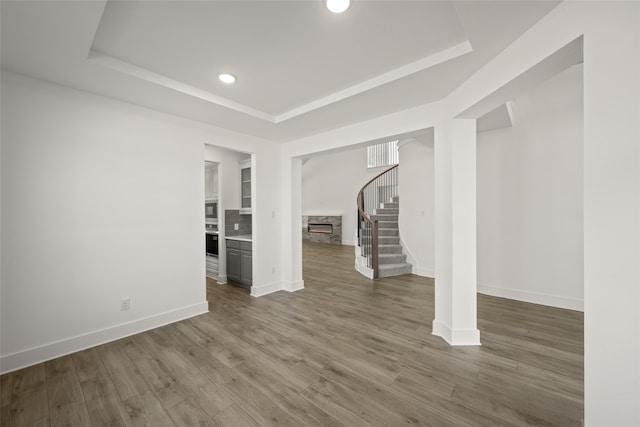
[[378, 262, 413, 277], [379, 262, 412, 269], [378, 253, 407, 264], [378, 221, 398, 227]]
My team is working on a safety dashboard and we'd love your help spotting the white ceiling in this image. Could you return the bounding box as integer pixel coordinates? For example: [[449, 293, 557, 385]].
[[1, 1, 561, 142]]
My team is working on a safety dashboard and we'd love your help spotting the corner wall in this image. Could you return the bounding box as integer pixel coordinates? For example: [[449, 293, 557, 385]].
[[0, 72, 207, 372], [0, 71, 283, 373], [476, 64, 584, 311]]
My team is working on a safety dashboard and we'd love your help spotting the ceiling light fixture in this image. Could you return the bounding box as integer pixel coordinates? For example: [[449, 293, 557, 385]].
[[218, 73, 236, 84], [326, 0, 350, 14]]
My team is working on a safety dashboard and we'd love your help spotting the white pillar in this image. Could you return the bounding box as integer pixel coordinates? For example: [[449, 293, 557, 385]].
[[281, 156, 304, 292], [433, 118, 480, 345], [583, 3, 640, 424]]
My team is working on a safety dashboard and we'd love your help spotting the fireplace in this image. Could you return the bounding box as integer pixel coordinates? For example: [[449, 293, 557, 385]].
[[308, 224, 333, 234], [302, 215, 342, 245]]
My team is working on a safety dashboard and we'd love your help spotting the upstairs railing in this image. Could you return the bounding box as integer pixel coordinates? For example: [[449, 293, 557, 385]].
[[356, 164, 398, 279]]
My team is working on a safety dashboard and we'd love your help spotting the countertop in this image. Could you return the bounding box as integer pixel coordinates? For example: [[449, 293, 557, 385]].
[[225, 234, 252, 242]]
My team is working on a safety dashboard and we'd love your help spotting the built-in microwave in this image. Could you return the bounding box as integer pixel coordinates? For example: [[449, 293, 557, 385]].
[[205, 201, 218, 221]]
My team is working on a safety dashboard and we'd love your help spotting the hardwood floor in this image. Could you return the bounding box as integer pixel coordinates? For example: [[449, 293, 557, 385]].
[[1, 242, 583, 426]]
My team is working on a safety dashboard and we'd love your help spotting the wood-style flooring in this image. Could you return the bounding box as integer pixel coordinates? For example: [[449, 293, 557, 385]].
[[1, 242, 584, 426]]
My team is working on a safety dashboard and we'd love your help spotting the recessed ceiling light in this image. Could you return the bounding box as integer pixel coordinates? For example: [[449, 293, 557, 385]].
[[326, 0, 350, 14], [218, 73, 236, 84]]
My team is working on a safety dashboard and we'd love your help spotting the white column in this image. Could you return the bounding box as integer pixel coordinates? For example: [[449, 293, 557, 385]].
[[433, 118, 480, 345], [583, 3, 640, 425], [281, 156, 304, 292]]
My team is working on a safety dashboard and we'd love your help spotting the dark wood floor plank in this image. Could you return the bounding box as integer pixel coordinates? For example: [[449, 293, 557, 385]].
[[44, 356, 91, 426], [299, 384, 371, 427], [80, 370, 134, 427], [165, 398, 217, 427], [6, 365, 49, 426], [123, 390, 175, 427], [0, 241, 584, 426], [97, 339, 150, 401], [231, 361, 344, 427], [211, 403, 260, 427], [216, 368, 301, 427]]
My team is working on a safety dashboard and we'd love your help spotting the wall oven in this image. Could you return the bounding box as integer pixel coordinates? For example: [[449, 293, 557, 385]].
[[206, 232, 218, 257]]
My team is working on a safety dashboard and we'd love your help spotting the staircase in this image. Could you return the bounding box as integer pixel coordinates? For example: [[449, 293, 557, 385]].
[[369, 197, 413, 278], [355, 165, 412, 279]]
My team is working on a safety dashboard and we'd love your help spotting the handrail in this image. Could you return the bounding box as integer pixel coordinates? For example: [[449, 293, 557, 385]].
[[356, 164, 399, 279]]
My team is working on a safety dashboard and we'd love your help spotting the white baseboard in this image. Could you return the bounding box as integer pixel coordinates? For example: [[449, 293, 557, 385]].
[[216, 275, 227, 284], [0, 301, 209, 375], [432, 319, 481, 346], [342, 239, 355, 246], [250, 281, 282, 297], [477, 282, 584, 312], [283, 280, 304, 292], [413, 267, 435, 278]]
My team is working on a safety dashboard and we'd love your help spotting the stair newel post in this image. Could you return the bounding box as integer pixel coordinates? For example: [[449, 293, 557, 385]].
[[372, 219, 379, 279]]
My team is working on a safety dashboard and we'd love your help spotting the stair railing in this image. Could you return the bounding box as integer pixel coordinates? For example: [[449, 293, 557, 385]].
[[356, 164, 398, 279]]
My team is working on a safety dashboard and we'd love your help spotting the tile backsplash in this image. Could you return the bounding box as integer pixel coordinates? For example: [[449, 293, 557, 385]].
[[225, 210, 252, 236]]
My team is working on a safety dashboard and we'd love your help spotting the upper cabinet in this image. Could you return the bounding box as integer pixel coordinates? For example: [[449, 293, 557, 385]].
[[205, 162, 218, 200], [240, 158, 251, 214]]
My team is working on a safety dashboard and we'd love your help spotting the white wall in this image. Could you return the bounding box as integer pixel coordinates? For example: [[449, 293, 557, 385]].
[[301, 147, 379, 245], [0, 72, 207, 372], [398, 136, 435, 277], [476, 64, 584, 311], [0, 72, 283, 372]]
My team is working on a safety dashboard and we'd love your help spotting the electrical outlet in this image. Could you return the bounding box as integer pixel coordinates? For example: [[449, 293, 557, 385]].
[[120, 297, 130, 311], [234, 223, 239, 231]]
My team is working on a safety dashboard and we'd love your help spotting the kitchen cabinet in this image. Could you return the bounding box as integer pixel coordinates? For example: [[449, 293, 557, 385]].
[[240, 158, 251, 214], [205, 162, 218, 200], [240, 249, 252, 284], [226, 239, 252, 288]]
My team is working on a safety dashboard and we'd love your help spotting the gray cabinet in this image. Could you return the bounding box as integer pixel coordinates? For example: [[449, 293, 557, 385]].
[[226, 239, 252, 288]]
